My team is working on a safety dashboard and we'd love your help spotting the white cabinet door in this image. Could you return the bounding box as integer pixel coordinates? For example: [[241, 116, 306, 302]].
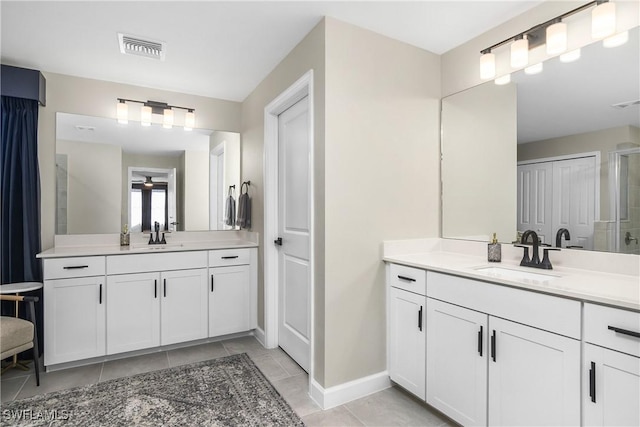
[[44, 276, 106, 365], [426, 298, 488, 426], [517, 162, 553, 243], [208, 265, 251, 337], [160, 268, 208, 345], [106, 272, 160, 354], [584, 344, 640, 426], [389, 287, 426, 400], [488, 317, 580, 426]]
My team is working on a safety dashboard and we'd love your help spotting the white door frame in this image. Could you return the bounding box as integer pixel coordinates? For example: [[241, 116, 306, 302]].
[[263, 70, 314, 375], [210, 143, 225, 230]]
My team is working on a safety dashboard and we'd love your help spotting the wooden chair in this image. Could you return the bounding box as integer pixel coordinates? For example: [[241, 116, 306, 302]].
[[0, 295, 40, 385]]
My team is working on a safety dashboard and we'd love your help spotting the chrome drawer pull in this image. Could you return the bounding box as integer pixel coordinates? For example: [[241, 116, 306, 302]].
[[63, 265, 89, 269], [607, 325, 640, 339]]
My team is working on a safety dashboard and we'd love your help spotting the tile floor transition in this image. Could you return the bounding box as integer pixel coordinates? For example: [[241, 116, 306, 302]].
[[0, 336, 456, 426]]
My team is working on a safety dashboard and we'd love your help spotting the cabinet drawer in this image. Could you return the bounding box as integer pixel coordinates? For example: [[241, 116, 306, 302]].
[[107, 251, 207, 275], [209, 248, 250, 267], [388, 264, 426, 296], [44, 256, 105, 280], [584, 303, 640, 357]]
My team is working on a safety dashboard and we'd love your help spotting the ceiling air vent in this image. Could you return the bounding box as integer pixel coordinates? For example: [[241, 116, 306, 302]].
[[611, 100, 640, 110], [118, 33, 166, 61]]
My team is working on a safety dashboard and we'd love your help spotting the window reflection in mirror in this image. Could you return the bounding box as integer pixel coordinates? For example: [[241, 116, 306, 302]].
[[441, 26, 639, 255], [55, 113, 240, 234]]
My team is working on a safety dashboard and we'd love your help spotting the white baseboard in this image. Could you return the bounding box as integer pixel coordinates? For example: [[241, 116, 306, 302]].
[[310, 371, 390, 410], [252, 327, 266, 347]]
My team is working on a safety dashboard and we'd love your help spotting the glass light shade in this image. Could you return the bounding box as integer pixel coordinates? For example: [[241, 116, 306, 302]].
[[560, 49, 581, 63], [511, 38, 529, 68], [184, 111, 195, 131], [117, 101, 128, 124], [546, 22, 567, 55], [163, 108, 174, 129], [480, 52, 496, 79], [592, 2, 616, 39], [525, 63, 543, 75], [141, 105, 152, 127], [495, 74, 511, 85], [603, 31, 628, 48]]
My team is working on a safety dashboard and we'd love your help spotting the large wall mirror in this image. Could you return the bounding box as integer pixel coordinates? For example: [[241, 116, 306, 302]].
[[55, 113, 241, 234], [442, 26, 639, 255]]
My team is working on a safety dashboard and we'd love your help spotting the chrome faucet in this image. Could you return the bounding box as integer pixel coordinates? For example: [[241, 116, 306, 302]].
[[516, 230, 559, 270], [556, 228, 570, 248]]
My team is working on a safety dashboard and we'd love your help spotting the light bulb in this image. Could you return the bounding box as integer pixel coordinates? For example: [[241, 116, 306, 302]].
[[117, 101, 128, 124], [480, 52, 496, 80], [163, 108, 174, 129], [184, 110, 195, 131], [603, 31, 628, 48], [511, 37, 529, 68], [525, 63, 543, 75], [546, 22, 567, 55], [141, 105, 152, 127], [592, 2, 616, 39], [495, 74, 511, 85], [560, 49, 581, 63]]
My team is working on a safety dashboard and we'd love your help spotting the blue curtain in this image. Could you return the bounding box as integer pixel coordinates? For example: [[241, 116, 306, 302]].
[[1, 95, 42, 284]]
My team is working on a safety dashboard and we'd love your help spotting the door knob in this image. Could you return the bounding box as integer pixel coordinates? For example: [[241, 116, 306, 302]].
[[274, 237, 283, 246]]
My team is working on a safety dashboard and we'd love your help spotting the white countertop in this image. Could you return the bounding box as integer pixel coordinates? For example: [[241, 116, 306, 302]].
[[384, 250, 640, 312], [38, 239, 258, 259]]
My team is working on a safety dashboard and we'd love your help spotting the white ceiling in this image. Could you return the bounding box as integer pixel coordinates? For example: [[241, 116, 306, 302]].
[[1, 1, 542, 102]]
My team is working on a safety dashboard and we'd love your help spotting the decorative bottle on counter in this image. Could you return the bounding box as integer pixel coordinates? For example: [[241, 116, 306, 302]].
[[488, 233, 501, 262]]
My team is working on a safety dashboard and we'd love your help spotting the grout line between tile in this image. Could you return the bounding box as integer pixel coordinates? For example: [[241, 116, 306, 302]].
[[97, 362, 105, 382], [11, 375, 29, 402], [344, 404, 366, 426]]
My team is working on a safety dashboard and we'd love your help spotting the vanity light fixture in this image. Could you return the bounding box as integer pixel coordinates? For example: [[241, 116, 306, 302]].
[[524, 63, 543, 75], [495, 74, 511, 85], [479, 0, 616, 79], [116, 98, 196, 131], [603, 31, 629, 48], [546, 20, 567, 55], [560, 49, 581, 63], [480, 49, 496, 79]]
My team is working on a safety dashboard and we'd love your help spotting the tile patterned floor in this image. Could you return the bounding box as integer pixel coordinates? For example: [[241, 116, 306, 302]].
[[1, 336, 455, 426]]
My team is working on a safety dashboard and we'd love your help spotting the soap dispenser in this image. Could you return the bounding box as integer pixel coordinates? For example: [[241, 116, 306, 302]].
[[488, 233, 501, 262]]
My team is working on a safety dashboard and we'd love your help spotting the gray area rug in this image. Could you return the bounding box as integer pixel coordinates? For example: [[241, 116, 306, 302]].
[[1, 353, 304, 426]]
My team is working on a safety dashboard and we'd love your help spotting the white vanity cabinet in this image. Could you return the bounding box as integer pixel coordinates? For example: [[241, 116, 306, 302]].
[[44, 256, 106, 366], [106, 251, 208, 350], [583, 303, 640, 427], [208, 248, 257, 337], [427, 271, 581, 427], [387, 264, 426, 400]]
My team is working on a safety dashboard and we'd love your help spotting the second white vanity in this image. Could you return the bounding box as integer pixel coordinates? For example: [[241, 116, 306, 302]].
[[38, 232, 258, 370], [385, 238, 640, 427]]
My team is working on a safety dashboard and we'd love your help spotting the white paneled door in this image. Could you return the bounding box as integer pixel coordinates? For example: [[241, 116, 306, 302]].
[[276, 95, 311, 372]]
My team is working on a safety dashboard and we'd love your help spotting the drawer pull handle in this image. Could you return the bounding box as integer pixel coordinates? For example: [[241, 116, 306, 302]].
[[63, 265, 89, 270], [99, 284, 103, 304], [478, 326, 483, 357], [211, 275, 214, 292], [221, 256, 239, 260], [589, 361, 596, 403], [418, 306, 423, 331], [397, 275, 416, 282], [154, 280, 157, 299], [491, 330, 496, 362], [164, 279, 167, 298], [607, 325, 640, 339]]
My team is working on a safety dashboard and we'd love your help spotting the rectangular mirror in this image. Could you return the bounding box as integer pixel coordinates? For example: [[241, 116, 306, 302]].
[[55, 113, 241, 234], [442, 26, 639, 255]]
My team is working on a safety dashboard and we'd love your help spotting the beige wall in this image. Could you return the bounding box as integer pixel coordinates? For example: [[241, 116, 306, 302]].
[[183, 150, 210, 230], [38, 72, 242, 249], [56, 139, 121, 234], [442, 81, 517, 242], [518, 125, 640, 221], [322, 18, 441, 387], [441, 1, 640, 97]]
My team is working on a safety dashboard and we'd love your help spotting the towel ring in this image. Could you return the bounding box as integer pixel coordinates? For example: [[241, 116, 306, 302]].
[[241, 181, 250, 194]]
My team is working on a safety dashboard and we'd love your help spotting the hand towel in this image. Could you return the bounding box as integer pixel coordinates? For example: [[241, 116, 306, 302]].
[[237, 189, 251, 229], [225, 193, 236, 227]]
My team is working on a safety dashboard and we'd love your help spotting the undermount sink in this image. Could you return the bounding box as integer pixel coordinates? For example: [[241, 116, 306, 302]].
[[473, 266, 559, 282], [130, 243, 184, 251]]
